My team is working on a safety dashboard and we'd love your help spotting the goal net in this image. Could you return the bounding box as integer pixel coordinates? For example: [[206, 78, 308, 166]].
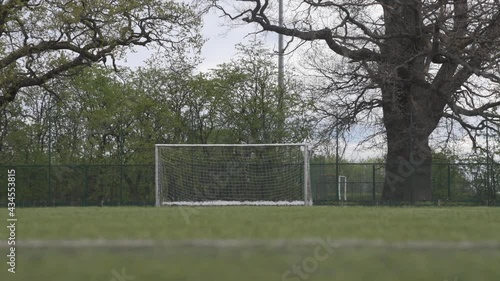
[[155, 144, 312, 206]]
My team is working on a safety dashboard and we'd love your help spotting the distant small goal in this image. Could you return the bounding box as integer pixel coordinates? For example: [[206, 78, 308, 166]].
[[155, 144, 312, 206]]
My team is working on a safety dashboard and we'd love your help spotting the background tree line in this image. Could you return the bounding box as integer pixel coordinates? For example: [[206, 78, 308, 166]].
[[0, 34, 497, 204], [0, 40, 313, 165]]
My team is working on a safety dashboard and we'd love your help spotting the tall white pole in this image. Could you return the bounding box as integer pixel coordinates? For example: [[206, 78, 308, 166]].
[[278, 0, 284, 91]]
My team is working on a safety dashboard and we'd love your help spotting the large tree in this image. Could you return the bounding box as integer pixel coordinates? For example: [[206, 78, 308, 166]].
[[212, 0, 500, 201], [0, 0, 201, 107]]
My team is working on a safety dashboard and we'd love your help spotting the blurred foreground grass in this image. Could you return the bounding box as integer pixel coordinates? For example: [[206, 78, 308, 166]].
[[1, 206, 499, 281], [3, 246, 500, 281]]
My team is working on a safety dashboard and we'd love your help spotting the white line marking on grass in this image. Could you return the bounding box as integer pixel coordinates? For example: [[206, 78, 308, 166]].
[[1, 239, 500, 250]]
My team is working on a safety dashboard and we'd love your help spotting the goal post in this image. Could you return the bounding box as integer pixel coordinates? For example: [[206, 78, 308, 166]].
[[155, 144, 312, 206], [338, 175, 347, 201]]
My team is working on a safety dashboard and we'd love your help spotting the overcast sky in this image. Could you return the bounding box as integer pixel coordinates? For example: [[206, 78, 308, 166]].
[[121, 9, 279, 72]]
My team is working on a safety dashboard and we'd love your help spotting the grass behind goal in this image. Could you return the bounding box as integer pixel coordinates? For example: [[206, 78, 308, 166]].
[[2, 207, 499, 281]]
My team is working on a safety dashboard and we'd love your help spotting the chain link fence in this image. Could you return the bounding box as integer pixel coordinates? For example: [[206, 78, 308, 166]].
[[0, 165, 154, 207], [0, 163, 498, 206], [311, 162, 499, 205]]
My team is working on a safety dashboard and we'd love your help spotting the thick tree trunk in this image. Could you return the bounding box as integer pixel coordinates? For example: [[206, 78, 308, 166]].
[[378, 1, 445, 202], [379, 77, 441, 202], [381, 123, 433, 202]]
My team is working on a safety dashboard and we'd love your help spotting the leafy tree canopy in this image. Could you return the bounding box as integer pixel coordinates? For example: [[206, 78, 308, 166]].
[[0, 0, 202, 107]]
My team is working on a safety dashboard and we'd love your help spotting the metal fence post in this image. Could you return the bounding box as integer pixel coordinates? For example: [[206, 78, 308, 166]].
[[120, 163, 123, 206], [48, 164, 51, 206], [372, 164, 376, 203], [119, 125, 124, 206], [335, 123, 339, 202], [48, 99, 52, 206], [84, 164, 88, 206], [447, 163, 451, 200]]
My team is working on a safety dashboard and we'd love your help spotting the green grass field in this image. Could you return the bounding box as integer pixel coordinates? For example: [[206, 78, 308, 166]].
[[1, 206, 500, 281]]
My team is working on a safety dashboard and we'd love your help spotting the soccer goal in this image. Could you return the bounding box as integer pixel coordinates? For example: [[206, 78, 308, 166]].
[[155, 144, 312, 206], [338, 175, 347, 201]]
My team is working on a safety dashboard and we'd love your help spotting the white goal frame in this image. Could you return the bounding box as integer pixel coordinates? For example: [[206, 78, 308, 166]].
[[338, 175, 347, 201], [155, 143, 312, 207]]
